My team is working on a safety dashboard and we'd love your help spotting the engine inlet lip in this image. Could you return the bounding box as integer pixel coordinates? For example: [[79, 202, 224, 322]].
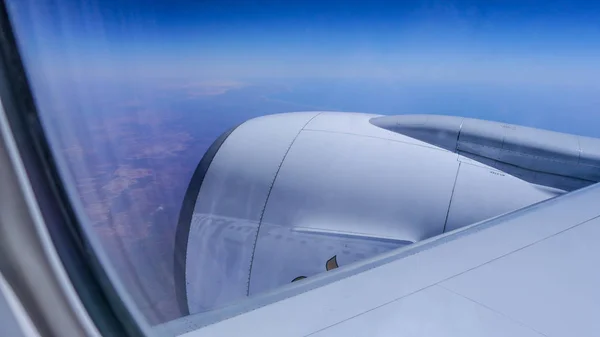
[[173, 123, 241, 316]]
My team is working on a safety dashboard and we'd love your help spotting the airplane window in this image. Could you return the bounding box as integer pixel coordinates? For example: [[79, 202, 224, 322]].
[[3, 0, 600, 334]]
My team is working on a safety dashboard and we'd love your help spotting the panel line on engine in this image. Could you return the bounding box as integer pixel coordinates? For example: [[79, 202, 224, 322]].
[[246, 112, 324, 296], [442, 162, 461, 233]]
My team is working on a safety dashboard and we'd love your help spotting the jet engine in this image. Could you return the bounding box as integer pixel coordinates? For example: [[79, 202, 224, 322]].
[[174, 111, 590, 315]]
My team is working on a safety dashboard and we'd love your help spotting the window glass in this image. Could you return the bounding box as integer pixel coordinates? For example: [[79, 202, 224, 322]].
[[5, 0, 600, 329]]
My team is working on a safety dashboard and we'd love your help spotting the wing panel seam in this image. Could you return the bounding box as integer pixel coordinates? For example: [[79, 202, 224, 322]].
[[436, 284, 549, 337], [304, 214, 600, 337], [438, 213, 600, 285]]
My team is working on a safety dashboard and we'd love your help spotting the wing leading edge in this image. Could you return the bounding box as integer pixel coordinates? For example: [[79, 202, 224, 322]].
[[171, 182, 600, 337]]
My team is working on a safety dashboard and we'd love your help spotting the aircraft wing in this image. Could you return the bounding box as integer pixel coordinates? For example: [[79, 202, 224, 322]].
[[166, 181, 600, 337]]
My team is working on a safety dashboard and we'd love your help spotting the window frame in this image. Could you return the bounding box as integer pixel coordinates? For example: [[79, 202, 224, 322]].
[[0, 1, 149, 335]]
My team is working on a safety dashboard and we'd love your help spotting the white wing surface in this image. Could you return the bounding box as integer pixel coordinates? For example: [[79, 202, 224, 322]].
[[164, 182, 600, 337]]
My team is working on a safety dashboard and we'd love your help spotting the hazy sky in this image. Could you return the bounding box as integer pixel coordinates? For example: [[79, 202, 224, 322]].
[[8, 0, 600, 87]]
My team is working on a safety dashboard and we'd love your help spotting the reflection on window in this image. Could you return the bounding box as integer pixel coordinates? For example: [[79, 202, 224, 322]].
[[5, 0, 600, 329]]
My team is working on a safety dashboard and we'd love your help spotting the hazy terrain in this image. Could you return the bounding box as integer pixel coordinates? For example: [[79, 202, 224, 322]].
[[32, 78, 600, 324]]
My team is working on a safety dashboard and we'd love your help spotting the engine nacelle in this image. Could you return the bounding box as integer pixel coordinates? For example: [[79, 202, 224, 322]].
[[174, 111, 562, 315]]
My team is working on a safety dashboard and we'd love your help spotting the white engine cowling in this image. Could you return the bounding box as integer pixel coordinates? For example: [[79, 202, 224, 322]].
[[174, 111, 562, 315]]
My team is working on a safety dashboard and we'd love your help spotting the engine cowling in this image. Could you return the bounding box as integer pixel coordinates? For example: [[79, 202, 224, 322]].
[[174, 111, 562, 315]]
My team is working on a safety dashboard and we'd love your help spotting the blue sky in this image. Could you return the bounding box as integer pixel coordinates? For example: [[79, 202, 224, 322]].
[[7, 0, 600, 86], [5, 0, 600, 139]]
